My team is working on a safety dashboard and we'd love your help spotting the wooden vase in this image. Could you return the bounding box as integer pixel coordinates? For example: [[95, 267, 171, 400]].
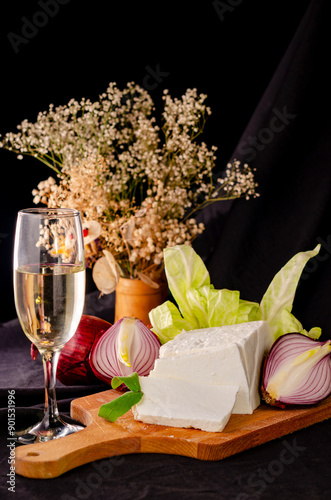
[[114, 276, 168, 325]]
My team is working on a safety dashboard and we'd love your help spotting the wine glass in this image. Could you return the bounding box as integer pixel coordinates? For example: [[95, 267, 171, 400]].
[[13, 208, 86, 443]]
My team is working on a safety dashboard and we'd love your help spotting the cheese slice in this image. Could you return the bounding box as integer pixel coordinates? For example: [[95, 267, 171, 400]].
[[149, 321, 273, 414], [133, 376, 239, 432]]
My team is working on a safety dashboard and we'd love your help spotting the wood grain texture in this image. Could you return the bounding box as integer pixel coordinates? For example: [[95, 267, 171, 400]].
[[15, 390, 331, 479]]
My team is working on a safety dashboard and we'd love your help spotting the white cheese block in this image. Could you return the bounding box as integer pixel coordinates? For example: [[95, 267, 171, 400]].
[[150, 321, 273, 414], [133, 376, 239, 432]]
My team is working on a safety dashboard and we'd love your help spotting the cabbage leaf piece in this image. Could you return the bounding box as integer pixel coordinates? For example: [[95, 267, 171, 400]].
[[150, 245, 262, 343], [260, 245, 321, 339], [237, 299, 263, 324], [163, 245, 210, 329], [149, 301, 194, 344], [149, 244, 322, 344]]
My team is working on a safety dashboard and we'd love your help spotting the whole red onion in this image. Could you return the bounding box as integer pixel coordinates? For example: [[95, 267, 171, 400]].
[[56, 315, 111, 385]]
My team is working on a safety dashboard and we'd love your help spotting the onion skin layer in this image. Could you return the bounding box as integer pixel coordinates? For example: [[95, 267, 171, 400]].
[[261, 332, 331, 408], [56, 315, 111, 386]]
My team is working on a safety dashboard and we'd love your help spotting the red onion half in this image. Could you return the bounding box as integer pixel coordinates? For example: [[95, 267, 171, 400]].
[[261, 333, 331, 408], [89, 317, 161, 385], [56, 315, 111, 385]]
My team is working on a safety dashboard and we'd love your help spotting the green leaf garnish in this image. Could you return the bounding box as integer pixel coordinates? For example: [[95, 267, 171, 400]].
[[98, 372, 143, 422], [98, 391, 143, 422], [111, 372, 141, 392]]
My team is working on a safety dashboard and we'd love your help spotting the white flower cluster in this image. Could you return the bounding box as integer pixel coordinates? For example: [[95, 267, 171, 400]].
[[0, 82, 259, 282], [212, 160, 259, 202]]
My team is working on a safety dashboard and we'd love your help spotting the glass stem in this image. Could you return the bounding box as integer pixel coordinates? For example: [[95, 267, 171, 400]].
[[42, 350, 61, 426]]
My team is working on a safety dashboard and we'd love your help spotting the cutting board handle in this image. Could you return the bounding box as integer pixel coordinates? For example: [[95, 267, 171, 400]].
[[15, 390, 140, 479]]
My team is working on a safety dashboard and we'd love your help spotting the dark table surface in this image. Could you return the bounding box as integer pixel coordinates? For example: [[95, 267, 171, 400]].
[[1, 292, 330, 500]]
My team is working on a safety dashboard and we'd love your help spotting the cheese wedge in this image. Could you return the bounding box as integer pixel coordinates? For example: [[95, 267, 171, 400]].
[[133, 376, 239, 432], [149, 321, 273, 414]]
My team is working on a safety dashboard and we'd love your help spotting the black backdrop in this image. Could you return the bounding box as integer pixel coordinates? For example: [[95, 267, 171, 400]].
[[1, 0, 329, 343]]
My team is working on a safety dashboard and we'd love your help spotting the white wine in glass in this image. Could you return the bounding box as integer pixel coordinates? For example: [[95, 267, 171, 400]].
[[13, 208, 86, 443]]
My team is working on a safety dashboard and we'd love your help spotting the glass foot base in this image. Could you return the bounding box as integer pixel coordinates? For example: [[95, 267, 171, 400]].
[[14, 416, 85, 444]]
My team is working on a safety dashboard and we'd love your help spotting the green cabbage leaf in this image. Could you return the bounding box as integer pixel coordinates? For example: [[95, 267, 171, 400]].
[[149, 244, 321, 344], [259, 244, 321, 340]]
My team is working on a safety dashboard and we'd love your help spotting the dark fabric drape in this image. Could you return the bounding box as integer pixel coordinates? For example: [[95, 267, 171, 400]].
[[195, 0, 331, 340], [1, 2, 331, 499]]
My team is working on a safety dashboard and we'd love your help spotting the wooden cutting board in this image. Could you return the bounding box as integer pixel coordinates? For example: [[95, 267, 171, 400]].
[[15, 390, 331, 479]]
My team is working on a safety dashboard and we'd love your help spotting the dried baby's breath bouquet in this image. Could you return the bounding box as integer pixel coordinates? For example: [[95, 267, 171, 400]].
[[0, 82, 259, 293]]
